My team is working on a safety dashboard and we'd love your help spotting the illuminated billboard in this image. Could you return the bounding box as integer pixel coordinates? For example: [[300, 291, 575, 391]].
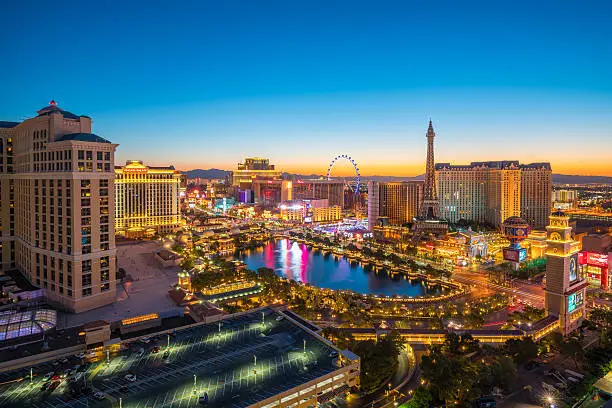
[[578, 251, 609, 268], [567, 291, 584, 313], [503, 247, 527, 263]]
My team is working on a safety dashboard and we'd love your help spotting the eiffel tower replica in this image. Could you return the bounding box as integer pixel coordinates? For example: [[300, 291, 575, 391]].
[[413, 120, 448, 239]]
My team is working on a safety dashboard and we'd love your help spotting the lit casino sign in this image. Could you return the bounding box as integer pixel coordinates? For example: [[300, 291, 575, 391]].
[[123, 167, 148, 174], [579, 251, 609, 268]]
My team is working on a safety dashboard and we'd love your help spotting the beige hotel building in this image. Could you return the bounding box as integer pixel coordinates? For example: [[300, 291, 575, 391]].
[[115, 160, 182, 238], [435, 161, 551, 228], [0, 102, 117, 312]]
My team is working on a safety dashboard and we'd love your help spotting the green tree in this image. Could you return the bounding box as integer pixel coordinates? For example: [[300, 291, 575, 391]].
[[405, 386, 433, 408], [505, 337, 538, 364], [561, 338, 585, 369]]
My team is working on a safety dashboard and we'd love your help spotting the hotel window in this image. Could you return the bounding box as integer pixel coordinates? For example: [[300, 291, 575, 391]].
[[82, 287, 92, 297]]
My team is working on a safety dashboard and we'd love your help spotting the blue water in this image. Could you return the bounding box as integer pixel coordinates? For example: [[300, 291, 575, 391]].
[[235, 239, 447, 297]]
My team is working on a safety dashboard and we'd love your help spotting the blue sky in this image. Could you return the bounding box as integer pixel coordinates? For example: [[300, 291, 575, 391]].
[[2, 1, 611, 175]]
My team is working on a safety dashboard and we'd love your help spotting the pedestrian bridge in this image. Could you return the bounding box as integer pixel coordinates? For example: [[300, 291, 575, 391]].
[[335, 315, 560, 345]]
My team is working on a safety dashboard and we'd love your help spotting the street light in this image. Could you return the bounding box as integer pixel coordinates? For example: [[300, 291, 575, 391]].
[[254, 354, 257, 367], [167, 334, 170, 348]]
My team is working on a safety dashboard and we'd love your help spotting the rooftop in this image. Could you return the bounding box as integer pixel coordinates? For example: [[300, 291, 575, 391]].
[[0, 121, 19, 128], [0, 308, 348, 408], [36, 101, 82, 120], [54, 132, 111, 144]]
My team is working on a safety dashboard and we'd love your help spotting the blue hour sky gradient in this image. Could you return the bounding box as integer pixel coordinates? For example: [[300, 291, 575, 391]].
[[1, 1, 611, 176]]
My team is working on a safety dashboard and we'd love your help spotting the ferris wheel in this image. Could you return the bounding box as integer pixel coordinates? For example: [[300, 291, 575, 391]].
[[327, 154, 361, 195]]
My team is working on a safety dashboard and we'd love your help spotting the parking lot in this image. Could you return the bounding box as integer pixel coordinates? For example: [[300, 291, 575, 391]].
[[0, 308, 341, 407]]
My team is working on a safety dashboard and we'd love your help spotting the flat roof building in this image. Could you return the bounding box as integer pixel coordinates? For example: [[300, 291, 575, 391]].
[[115, 160, 182, 238], [435, 161, 552, 228], [368, 181, 423, 229], [0, 307, 360, 408]]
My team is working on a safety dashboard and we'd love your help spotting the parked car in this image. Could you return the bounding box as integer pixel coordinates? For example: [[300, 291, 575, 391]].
[[48, 381, 60, 391], [125, 374, 137, 382], [152, 346, 160, 354], [93, 392, 106, 400]]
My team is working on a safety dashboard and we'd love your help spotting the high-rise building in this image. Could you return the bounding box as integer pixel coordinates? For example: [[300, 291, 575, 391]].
[[292, 179, 345, 208], [252, 179, 292, 207], [367, 181, 423, 228], [0, 101, 117, 312], [487, 162, 522, 228], [544, 209, 587, 335], [436, 161, 551, 228], [115, 160, 182, 238], [520, 163, 553, 228], [231, 157, 282, 188]]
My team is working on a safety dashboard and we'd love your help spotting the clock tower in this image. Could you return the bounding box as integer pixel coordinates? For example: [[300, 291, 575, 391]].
[[544, 209, 588, 335]]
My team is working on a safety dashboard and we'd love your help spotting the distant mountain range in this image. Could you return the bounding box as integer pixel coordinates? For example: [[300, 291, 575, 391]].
[[183, 169, 229, 179], [183, 169, 612, 185], [551, 174, 612, 185]]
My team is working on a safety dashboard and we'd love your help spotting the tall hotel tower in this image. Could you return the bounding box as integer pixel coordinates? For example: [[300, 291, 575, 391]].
[[0, 102, 118, 312]]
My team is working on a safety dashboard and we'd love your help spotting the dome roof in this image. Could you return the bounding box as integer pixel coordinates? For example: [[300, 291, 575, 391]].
[[551, 208, 567, 217], [37, 101, 80, 120]]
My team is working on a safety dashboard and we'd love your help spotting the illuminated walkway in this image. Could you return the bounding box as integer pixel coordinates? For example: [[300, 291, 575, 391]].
[[336, 315, 559, 345]]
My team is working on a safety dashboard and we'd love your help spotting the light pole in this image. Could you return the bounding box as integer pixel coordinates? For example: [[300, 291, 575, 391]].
[[303, 339, 306, 354], [253, 354, 257, 367], [30, 367, 33, 383], [218, 321, 221, 333], [261, 311, 265, 325], [106, 349, 110, 364], [119, 397, 122, 408]]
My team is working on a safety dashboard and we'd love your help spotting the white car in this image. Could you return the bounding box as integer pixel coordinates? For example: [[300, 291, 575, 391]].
[[93, 392, 105, 400], [125, 374, 137, 382]]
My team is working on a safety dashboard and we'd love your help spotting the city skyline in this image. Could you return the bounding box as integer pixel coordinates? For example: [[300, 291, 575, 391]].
[[2, 1, 612, 176]]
